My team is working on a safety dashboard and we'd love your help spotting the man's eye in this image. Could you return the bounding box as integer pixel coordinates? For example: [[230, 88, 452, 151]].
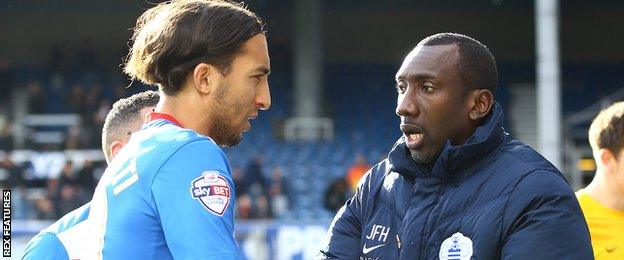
[[396, 84, 407, 94], [421, 83, 435, 93]]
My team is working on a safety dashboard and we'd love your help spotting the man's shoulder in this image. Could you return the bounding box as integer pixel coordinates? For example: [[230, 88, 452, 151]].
[[42, 203, 89, 235], [158, 137, 226, 169], [575, 189, 619, 217], [24, 204, 90, 259], [147, 130, 230, 185], [28, 204, 90, 259], [467, 138, 572, 204], [139, 122, 215, 150], [494, 138, 563, 178], [493, 164, 575, 216], [134, 124, 222, 167], [22, 231, 68, 260], [359, 159, 391, 182], [24, 218, 89, 260], [353, 159, 397, 199]]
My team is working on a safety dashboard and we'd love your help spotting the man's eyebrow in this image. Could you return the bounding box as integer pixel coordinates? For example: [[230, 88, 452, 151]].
[[253, 67, 271, 75], [396, 72, 436, 82]]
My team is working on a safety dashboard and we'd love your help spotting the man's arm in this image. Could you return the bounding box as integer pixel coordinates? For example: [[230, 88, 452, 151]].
[[22, 203, 90, 260], [151, 140, 239, 259], [22, 233, 69, 260], [501, 170, 593, 259], [318, 196, 362, 259]]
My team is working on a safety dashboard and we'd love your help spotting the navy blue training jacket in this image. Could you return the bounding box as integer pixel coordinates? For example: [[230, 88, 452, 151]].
[[319, 104, 593, 259]]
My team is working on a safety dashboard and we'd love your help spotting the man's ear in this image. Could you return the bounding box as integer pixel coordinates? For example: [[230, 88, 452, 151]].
[[192, 63, 221, 95], [598, 148, 616, 173], [469, 89, 494, 121], [109, 140, 127, 160]]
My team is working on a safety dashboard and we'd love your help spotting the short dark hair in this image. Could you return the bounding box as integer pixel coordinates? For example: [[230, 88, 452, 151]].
[[124, 0, 266, 95], [589, 102, 624, 157], [418, 33, 498, 94], [101, 90, 159, 162]]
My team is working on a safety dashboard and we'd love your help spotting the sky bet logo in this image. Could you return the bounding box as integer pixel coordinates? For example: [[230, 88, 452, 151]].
[[362, 224, 390, 256], [190, 172, 231, 216], [192, 185, 230, 197]]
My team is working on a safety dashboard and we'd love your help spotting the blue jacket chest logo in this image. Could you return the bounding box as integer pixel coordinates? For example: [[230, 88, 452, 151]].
[[439, 232, 473, 260]]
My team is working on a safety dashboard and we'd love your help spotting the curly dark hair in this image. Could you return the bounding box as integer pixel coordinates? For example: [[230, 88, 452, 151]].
[[101, 90, 159, 162]]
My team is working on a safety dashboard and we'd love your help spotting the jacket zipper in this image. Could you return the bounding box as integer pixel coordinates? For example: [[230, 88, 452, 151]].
[[419, 184, 444, 259]]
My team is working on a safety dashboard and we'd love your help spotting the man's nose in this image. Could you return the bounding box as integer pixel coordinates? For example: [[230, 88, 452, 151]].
[[256, 81, 271, 110], [396, 95, 417, 117]]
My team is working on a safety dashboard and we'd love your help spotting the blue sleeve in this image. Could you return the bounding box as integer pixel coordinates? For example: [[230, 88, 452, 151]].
[[22, 233, 69, 260], [318, 171, 371, 259], [151, 139, 239, 259], [501, 170, 594, 259]]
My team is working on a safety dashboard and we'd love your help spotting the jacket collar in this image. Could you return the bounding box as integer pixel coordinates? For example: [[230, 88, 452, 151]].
[[389, 102, 507, 180]]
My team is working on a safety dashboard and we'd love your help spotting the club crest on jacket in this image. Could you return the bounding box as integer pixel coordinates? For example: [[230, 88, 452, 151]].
[[439, 232, 473, 260]]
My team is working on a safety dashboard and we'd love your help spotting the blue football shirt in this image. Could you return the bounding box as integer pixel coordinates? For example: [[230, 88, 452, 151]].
[[22, 203, 90, 260], [83, 115, 239, 259]]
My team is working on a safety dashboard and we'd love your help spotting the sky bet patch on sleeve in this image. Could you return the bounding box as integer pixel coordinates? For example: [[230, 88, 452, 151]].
[[190, 171, 231, 216]]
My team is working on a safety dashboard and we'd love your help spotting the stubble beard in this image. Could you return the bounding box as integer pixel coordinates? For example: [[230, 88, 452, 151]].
[[408, 144, 442, 165], [211, 111, 243, 147], [210, 84, 245, 147]]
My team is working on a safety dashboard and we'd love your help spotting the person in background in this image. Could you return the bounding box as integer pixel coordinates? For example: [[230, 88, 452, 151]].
[[244, 155, 269, 197], [346, 153, 371, 191], [0, 154, 27, 219], [0, 118, 13, 151], [268, 167, 291, 218], [323, 178, 350, 213], [577, 101, 624, 259], [54, 161, 84, 217], [76, 160, 97, 195]]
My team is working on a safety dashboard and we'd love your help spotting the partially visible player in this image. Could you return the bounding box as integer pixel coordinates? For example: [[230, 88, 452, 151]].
[[83, 0, 270, 259], [22, 91, 159, 259], [577, 101, 624, 260], [100, 91, 160, 164]]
